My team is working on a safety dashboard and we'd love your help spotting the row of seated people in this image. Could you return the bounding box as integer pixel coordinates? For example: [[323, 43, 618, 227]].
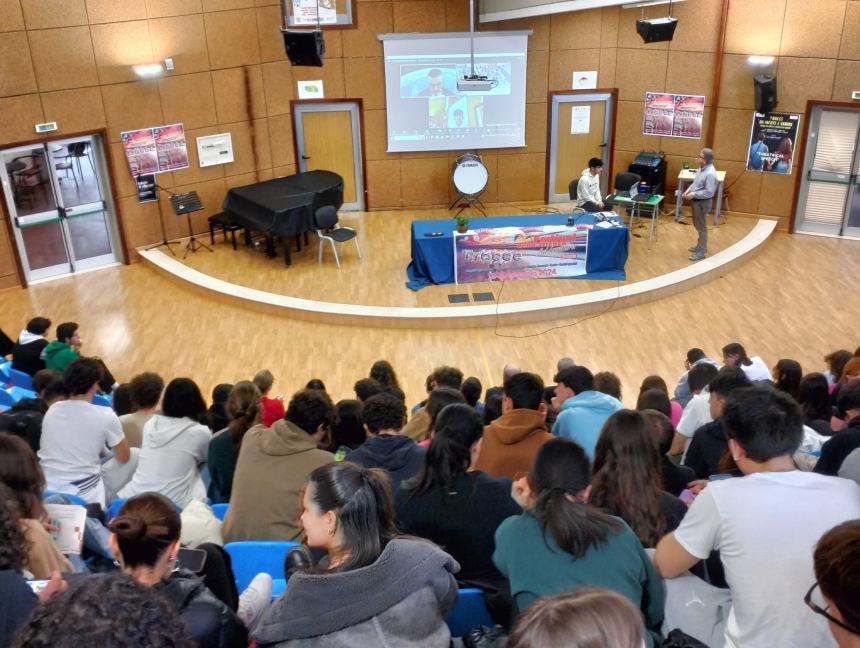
[[1, 344, 860, 647]]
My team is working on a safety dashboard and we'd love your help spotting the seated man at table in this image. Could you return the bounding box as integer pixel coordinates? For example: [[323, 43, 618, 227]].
[[576, 158, 614, 213]]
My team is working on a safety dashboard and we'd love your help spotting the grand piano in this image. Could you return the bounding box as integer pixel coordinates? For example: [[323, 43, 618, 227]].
[[222, 170, 344, 265]]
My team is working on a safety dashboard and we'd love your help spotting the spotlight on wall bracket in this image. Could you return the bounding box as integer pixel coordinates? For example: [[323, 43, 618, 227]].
[[636, 16, 679, 43]]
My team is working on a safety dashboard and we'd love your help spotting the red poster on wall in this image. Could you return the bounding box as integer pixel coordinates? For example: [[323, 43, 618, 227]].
[[120, 123, 189, 175]]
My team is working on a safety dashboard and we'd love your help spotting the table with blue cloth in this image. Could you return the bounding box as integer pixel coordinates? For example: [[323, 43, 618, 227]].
[[406, 213, 628, 291]]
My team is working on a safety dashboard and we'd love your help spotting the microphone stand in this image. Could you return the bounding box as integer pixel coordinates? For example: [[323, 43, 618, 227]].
[[139, 174, 178, 256]]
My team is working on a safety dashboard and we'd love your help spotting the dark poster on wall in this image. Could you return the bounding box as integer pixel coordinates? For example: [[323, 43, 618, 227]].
[[135, 174, 157, 203], [747, 112, 800, 174]]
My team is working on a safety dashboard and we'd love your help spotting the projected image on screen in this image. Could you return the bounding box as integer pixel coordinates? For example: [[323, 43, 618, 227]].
[[381, 32, 529, 152]]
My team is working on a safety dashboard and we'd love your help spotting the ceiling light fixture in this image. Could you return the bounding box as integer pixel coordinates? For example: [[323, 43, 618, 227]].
[[133, 63, 163, 78], [747, 55, 775, 66]]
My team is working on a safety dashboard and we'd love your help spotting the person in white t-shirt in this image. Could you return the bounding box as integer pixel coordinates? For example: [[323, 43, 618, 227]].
[[669, 362, 719, 457], [722, 342, 771, 383], [38, 358, 136, 506], [655, 386, 860, 648], [119, 377, 211, 509]]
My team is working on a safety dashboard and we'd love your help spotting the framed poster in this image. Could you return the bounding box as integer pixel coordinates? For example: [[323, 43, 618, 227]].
[[196, 133, 235, 168], [284, 0, 354, 27], [747, 112, 800, 174], [642, 92, 705, 139], [121, 123, 189, 174]]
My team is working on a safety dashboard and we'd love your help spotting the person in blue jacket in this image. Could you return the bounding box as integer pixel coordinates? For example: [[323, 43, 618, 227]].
[[551, 365, 623, 458]]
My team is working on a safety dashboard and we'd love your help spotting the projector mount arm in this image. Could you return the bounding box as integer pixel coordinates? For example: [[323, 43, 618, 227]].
[[459, 0, 498, 91]]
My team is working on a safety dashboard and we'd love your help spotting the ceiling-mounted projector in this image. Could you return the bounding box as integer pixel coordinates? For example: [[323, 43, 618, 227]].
[[457, 76, 498, 92], [636, 16, 678, 43]]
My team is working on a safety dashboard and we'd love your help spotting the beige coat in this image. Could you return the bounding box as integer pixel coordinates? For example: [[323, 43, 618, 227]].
[[222, 421, 333, 543]]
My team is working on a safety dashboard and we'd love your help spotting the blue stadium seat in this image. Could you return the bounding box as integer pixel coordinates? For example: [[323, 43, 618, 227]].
[[0, 361, 11, 382], [0, 389, 15, 407], [445, 588, 494, 638], [43, 490, 88, 506], [92, 393, 112, 407], [224, 540, 299, 598], [8, 367, 32, 390], [7, 385, 36, 402], [106, 498, 127, 521], [212, 503, 229, 521]]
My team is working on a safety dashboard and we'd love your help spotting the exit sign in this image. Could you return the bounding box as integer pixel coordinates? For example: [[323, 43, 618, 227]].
[[35, 122, 58, 133], [853, 91, 860, 101]]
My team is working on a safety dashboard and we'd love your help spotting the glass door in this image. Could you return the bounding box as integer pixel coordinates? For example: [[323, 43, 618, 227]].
[[0, 135, 123, 282], [795, 107, 860, 237]]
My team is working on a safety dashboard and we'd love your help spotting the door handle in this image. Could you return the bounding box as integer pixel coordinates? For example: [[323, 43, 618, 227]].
[[599, 143, 608, 147], [301, 155, 311, 160]]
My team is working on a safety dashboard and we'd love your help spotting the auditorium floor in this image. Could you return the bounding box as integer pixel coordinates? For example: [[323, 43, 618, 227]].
[[0, 205, 857, 409]]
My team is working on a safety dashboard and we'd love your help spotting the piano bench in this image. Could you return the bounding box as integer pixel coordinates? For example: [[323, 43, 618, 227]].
[[208, 212, 243, 251]]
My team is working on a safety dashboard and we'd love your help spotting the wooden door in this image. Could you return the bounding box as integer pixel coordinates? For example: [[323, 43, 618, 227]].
[[293, 101, 365, 210]]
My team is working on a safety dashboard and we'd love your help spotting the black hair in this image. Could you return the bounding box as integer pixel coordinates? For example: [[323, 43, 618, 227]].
[[361, 392, 407, 434], [461, 376, 483, 407], [369, 360, 400, 390], [426, 387, 466, 430], [25, 316, 51, 336], [286, 389, 336, 435], [588, 157, 603, 168], [354, 377, 383, 402], [837, 379, 860, 419], [814, 520, 860, 636], [483, 386, 504, 425], [306, 462, 397, 573], [41, 377, 68, 403], [63, 357, 102, 396], [636, 388, 670, 417], [797, 373, 832, 422], [529, 438, 620, 559], [109, 493, 180, 568], [594, 372, 622, 400], [722, 342, 751, 366], [554, 366, 594, 394], [410, 403, 483, 497], [686, 348, 706, 364], [385, 386, 406, 402], [774, 359, 803, 400], [688, 362, 719, 392], [305, 379, 327, 392], [12, 573, 193, 648], [130, 372, 165, 409], [330, 400, 366, 451], [161, 378, 207, 422], [721, 386, 803, 462], [432, 366, 464, 390], [111, 384, 134, 416], [0, 482, 27, 572], [55, 322, 78, 343], [504, 372, 545, 410], [31, 369, 61, 394], [211, 383, 233, 404], [708, 366, 752, 397]]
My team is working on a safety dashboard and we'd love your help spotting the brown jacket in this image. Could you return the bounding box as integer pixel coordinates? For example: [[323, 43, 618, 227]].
[[222, 421, 333, 543], [402, 406, 431, 442], [473, 409, 552, 479]]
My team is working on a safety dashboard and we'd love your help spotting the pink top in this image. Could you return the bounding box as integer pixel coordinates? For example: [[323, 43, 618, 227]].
[[670, 399, 683, 428]]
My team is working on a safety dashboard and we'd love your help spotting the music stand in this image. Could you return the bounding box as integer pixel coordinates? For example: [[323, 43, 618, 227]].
[[141, 176, 177, 256], [169, 191, 213, 258]]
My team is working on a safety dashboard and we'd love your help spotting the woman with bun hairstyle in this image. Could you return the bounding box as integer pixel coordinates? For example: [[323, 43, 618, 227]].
[[207, 381, 261, 503], [109, 492, 248, 648], [253, 461, 459, 647], [493, 438, 664, 646], [396, 403, 520, 623]]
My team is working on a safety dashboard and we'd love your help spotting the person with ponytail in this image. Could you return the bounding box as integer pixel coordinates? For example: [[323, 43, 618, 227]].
[[395, 404, 520, 624], [722, 342, 771, 382], [253, 461, 459, 647], [589, 410, 687, 548], [492, 438, 664, 646], [109, 493, 248, 647], [207, 381, 261, 503], [119, 378, 211, 508]]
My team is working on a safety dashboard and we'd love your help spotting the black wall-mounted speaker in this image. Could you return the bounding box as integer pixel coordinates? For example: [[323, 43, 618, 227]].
[[282, 30, 325, 67], [754, 73, 778, 113], [636, 17, 679, 43]]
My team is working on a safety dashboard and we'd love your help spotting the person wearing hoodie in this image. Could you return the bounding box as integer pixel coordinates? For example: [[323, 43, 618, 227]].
[[346, 392, 425, 496], [42, 322, 82, 374], [118, 378, 211, 509], [551, 366, 623, 459], [575, 157, 614, 213], [109, 493, 249, 647], [222, 389, 334, 542], [11, 316, 51, 376], [253, 462, 459, 648], [683, 367, 752, 480], [474, 372, 553, 479]]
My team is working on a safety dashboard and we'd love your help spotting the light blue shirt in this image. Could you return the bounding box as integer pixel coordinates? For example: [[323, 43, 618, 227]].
[[688, 163, 718, 200]]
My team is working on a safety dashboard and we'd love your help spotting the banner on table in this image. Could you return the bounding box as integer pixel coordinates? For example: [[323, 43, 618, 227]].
[[643, 92, 705, 139], [121, 123, 188, 175], [454, 225, 588, 284], [746, 112, 800, 174]]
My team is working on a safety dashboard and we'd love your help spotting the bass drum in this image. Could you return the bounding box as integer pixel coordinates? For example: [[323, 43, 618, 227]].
[[451, 153, 489, 197]]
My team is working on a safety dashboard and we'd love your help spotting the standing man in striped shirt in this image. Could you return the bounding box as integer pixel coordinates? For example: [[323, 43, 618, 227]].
[[682, 148, 718, 262]]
